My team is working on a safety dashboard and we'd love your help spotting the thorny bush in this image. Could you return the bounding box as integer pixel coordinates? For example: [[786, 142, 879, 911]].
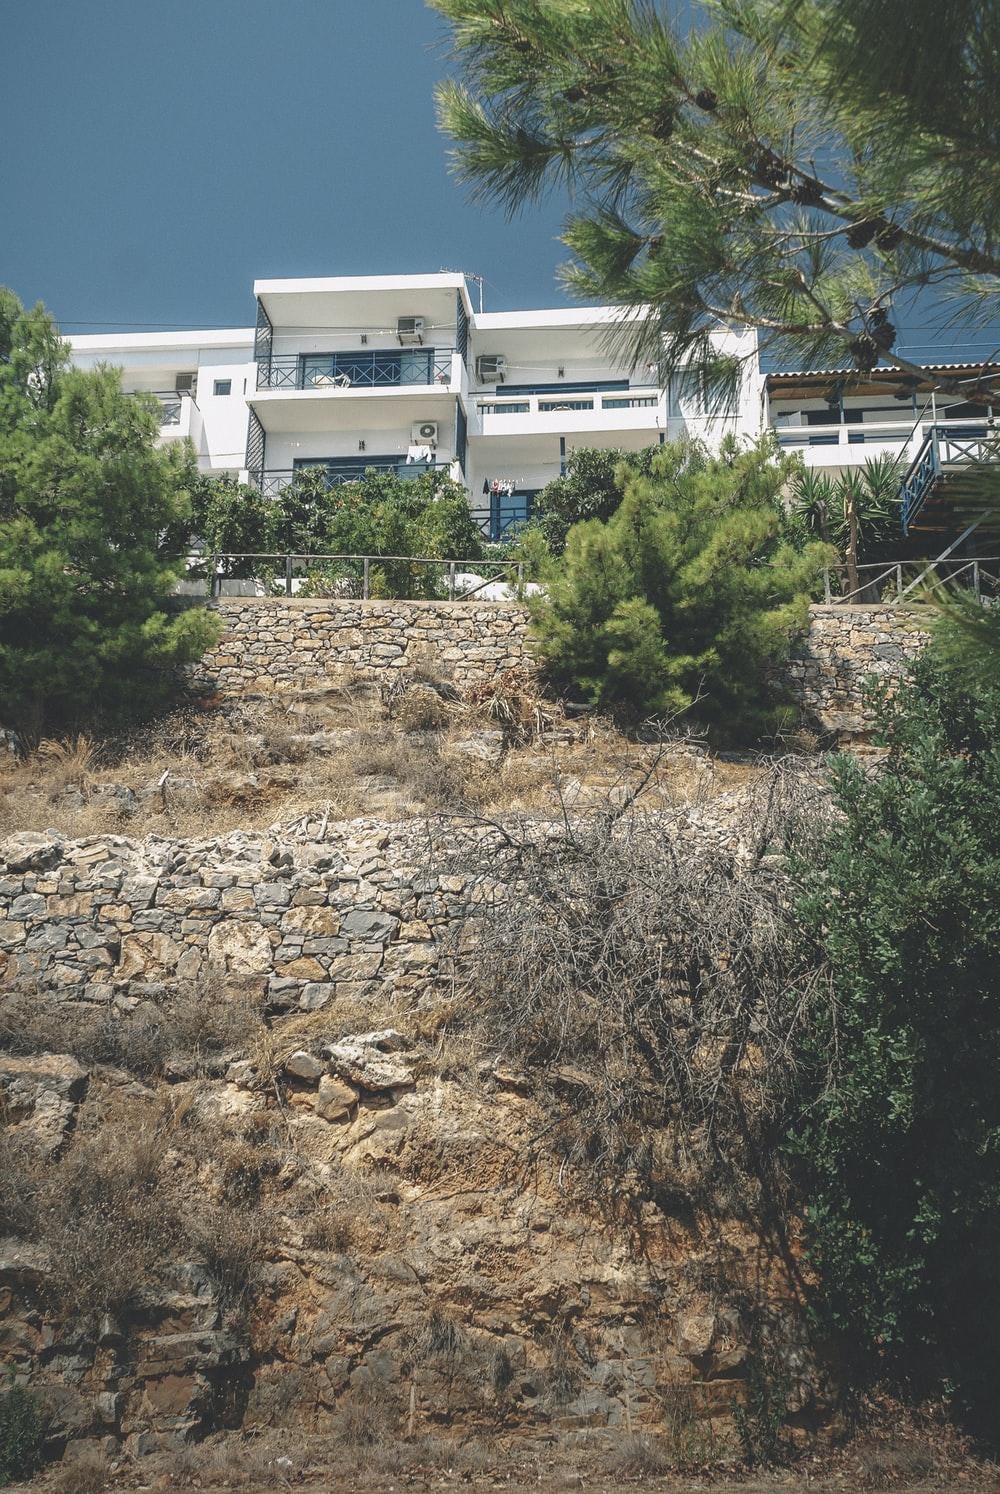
[[454, 759, 832, 1203]]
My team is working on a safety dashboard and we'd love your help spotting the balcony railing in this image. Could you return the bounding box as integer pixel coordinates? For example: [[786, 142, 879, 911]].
[[257, 349, 454, 392], [477, 388, 660, 420], [254, 461, 453, 499], [900, 423, 998, 533], [137, 390, 192, 425]]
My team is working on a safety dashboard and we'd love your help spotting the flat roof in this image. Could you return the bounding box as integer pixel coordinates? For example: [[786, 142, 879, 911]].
[[69, 328, 253, 353], [473, 306, 644, 331], [253, 273, 468, 297]]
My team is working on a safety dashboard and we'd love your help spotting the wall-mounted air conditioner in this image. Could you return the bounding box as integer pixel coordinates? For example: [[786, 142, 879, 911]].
[[476, 354, 506, 383], [411, 420, 439, 445], [397, 316, 425, 344], [175, 373, 196, 395]]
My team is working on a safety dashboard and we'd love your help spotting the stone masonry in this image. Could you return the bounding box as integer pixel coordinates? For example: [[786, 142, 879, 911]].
[[788, 605, 930, 735], [0, 821, 481, 1011], [193, 597, 931, 736], [194, 597, 532, 695]]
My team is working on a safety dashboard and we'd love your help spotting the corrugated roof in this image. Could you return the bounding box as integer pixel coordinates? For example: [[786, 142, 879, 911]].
[[766, 360, 1000, 382]]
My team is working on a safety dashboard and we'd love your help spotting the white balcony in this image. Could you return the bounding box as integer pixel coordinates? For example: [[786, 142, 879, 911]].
[[473, 388, 663, 439], [149, 391, 203, 448]]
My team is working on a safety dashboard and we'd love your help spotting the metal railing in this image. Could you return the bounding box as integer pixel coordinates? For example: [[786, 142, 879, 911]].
[[900, 424, 999, 533], [258, 348, 454, 391], [476, 388, 660, 419], [187, 552, 524, 601], [145, 390, 192, 425], [254, 461, 454, 498], [821, 556, 1000, 605]]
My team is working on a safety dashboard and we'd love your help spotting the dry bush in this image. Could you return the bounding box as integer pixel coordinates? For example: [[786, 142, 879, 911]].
[[50, 1445, 108, 1493], [4, 1100, 273, 1317], [612, 1433, 677, 1478], [0, 981, 266, 1080], [327, 1384, 397, 1446], [0, 1127, 44, 1238], [464, 668, 554, 745], [393, 685, 452, 733], [451, 760, 831, 1199]]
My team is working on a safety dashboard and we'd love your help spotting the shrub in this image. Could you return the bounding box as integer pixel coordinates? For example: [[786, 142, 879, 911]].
[[789, 649, 1000, 1440], [458, 764, 825, 1198], [190, 473, 277, 576], [0, 290, 221, 738], [532, 445, 661, 553], [529, 437, 831, 740], [0, 1376, 44, 1485]]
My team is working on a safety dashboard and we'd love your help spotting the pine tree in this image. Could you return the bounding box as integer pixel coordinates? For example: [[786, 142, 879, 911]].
[[431, 0, 1000, 406], [0, 291, 220, 738], [529, 436, 831, 738]]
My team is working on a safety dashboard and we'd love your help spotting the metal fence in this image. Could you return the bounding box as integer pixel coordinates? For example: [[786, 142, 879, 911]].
[[258, 349, 454, 391], [186, 552, 524, 601], [255, 461, 452, 499], [822, 557, 1000, 605]]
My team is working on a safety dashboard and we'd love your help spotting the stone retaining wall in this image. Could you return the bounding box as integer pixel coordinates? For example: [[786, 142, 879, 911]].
[[789, 605, 930, 734], [193, 597, 930, 735], [194, 598, 532, 695], [0, 822, 479, 1011]]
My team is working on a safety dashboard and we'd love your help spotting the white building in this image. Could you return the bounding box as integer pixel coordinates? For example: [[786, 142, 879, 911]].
[[69, 271, 996, 541], [67, 272, 765, 539]]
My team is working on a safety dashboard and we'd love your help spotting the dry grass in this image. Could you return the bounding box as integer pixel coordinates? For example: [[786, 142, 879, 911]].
[[0, 979, 267, 1080], [0, 684, 766, 842], [1, 1091, 275, 1317]]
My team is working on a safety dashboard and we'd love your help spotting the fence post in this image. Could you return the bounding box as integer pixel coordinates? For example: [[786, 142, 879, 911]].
[[823, 569, 832, 604], [284, 555, 293, 597], [516, 563, 524, 591], [448, 561, 456, 601], [209, 555, 218, 600], [895, 563, 903, 600], [973, 560, 982, 603], [362, 557, 370, 601]]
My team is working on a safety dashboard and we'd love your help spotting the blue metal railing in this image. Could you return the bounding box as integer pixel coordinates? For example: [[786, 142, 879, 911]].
[[258, 348, 454, 392], [900, 424, 995, 533], [257, 461, 453, 499]]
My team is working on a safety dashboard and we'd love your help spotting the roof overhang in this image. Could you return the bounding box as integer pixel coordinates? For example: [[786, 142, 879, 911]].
[[254, 274, 474, 331], [765, 361, 1000, 402]]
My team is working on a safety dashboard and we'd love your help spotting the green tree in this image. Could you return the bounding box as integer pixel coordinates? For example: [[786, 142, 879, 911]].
[[431, 0, 1000, 406], [790, 650, 1000, 1438], [189, 472, 277, 576], [530, 436, 830, 737], [0, 291, 219, 738], [532, 445, 661, 553]]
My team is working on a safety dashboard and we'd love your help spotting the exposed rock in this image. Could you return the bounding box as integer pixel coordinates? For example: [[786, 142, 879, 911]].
[[313, 1073, 359, 1122], [284, 1049, 325, 1083], [0, 1052, 88, 1152]]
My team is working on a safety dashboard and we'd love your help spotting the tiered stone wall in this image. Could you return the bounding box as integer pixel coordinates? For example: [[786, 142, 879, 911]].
[[0, 822, 480, 1010], [193, 597, 930, 735], [789, 605, 930, 735], [194, 598, 532, 695]]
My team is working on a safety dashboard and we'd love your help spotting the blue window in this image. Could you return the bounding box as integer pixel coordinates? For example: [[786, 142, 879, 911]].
[[213, 378, 232, 396]]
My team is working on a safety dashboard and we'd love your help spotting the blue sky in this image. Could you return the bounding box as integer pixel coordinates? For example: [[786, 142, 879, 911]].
[[3, 0, 998, 361], [3, 0, 570, 330]]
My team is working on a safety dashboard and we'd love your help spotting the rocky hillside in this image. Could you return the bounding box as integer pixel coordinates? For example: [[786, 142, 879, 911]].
[[0, 736, 828, 1484]]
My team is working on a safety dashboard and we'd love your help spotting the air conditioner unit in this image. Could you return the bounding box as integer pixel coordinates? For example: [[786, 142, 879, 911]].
[[476, 354, 506, 383], [411, 420, 439, 445], [175, 372, 196, 395], [397, 316, 425, 344]]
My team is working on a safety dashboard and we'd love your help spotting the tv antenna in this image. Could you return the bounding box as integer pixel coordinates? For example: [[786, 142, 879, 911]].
[[440, 268, 485, 313]]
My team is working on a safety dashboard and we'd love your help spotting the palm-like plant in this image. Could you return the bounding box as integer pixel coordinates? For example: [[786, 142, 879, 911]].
[[791, 455, 902, 595]]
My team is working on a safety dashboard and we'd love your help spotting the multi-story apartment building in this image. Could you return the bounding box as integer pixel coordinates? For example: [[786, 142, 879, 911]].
[[69, 271, 997, 541]]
